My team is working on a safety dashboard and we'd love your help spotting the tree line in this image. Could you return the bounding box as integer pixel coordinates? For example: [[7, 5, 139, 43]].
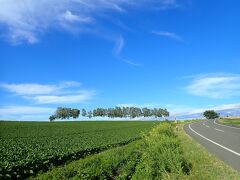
[[49, 107, 169, 121]]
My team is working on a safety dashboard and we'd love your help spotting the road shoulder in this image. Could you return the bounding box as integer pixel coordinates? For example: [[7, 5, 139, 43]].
[[180, 122, 240, 178]]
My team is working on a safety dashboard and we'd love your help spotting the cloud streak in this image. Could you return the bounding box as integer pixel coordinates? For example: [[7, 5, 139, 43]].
[[0, 0, 179, 44], [0, 81, 95, 104], [0, 81, 81, 95], [0, 106, 55, 121], [0, 106, 54, 115], [25, 90, 95, 104], [152, 31, 183, 41], [114, 35, 143, 66], [185, 73, 240, 99]]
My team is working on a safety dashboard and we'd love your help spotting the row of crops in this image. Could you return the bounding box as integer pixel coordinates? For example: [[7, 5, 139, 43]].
[[0, 121, 156, 179], [34, 122, 192, 179]]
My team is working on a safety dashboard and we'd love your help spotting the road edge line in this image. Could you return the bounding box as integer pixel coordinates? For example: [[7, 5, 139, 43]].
[[188, 123, 240, 157]]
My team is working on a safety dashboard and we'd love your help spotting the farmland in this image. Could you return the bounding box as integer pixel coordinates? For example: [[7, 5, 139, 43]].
[[218, 118, 240, 127], [0, 121, 156, 179], [35, 122, 191, 179], [1, 120, 240, 179]]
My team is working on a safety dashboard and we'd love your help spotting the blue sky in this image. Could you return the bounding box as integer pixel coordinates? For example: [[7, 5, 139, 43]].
[[0, 0, 240, 120]]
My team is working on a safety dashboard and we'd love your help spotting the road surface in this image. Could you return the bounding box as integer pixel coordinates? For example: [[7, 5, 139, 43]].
[[184, 119, 240, 171]]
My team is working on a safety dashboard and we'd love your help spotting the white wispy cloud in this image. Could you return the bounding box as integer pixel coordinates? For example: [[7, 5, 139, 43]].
[[0, 106, 55, 121], [151, 31, 183, 41], [114, 35, 143, 66], [0, 81, 95, 104], [185, 73, 240, 98], [25, 90, 95, 104], [114, 36, 125, 55], [0, 0, 179, 44], [214, 103, 240, 110], [0, 83, 59, 95], [0, 81, 81, 95], [62, 10, 93, 24], [117, 103, 163, 108], [0, 106, 54, 115]]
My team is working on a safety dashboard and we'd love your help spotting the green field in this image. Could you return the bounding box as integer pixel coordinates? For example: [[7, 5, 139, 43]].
[[34, 122, 191, 180], [218, 118, 240, 127], [0, 121, 156, 179], [1, 120, 240, 179]]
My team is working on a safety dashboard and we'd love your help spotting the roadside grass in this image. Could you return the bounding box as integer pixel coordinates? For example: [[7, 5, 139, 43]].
[[178, 122, 240, 179], [32, 140, 144, 180], [218, 118, 240, 127], [131, 122, 191, 179], [32, 121, 240, 179], [34, 122, 192, 180]]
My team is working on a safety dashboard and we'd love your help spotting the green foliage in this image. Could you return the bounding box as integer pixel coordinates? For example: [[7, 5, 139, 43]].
[[87, 111, 92, 118], [0, 121, 155, 179], [93, 108, 107, 117], [142, 108, 151, 117], [203, 110, 219, 119], [129, 107, 142, 118], [81, 108, 87, 117], [34, 122, 192, 180], [87, 106, 169, 119], [132, 123, 191, 179], [50, 107, 80, 120], [50, 106, 169, 120], [49, 115, 55, 122], [218, 118, 240, 127], [71, 109, 80, 119], [35, 140, 143, 180]]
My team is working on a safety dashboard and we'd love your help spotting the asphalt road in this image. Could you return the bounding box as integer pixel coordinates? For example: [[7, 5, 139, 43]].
[[184, 119, 240, 171]]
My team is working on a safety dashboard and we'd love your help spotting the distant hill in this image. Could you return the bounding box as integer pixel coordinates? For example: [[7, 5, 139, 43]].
[[173, 108, 240, 120]]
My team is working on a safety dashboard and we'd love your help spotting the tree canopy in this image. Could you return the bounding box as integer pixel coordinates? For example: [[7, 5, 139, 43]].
[[203, 110, 219, 119], [49, 107, 80, 121], [49, 106, 169, 121]]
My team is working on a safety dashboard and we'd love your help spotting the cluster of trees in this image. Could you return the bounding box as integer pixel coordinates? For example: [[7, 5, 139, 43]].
[[203, 110, 220, 119], [49, 106, 169, 121], [49, 108, 80, 122]]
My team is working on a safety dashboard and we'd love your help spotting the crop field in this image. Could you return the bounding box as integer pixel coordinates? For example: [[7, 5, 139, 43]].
[[34, 122, 192, 180], [0, 121, 156, 179], [1, 120, 240, 180], [218, 118, 240, 127]]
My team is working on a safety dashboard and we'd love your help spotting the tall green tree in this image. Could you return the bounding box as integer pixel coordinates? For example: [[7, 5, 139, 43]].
[[203, 110, 219, 119], [129, 107, 142, 118], [49, 115, 56, 122], [114, 107, 124, 118], [82, 108, 87, 117], [107, 108, 115, 118], [142, 108, 151, 117], [87, 111, 93, 118], [122, 107, 130, 117], [71, 109, 80, 119]]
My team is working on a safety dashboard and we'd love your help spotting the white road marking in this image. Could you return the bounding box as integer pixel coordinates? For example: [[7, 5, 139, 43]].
[[189, 124, 240, 157], [206, 125, 210, 128], [214, 119, 240, 130], [214, 128, 224, 132]]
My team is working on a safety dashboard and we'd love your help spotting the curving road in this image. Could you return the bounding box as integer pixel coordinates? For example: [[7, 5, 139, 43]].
[[184, 119, 240, 171]]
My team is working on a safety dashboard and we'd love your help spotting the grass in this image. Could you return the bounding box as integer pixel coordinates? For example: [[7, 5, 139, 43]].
[[2, 120, 240, 179], [32, 140, 144, 180], [218, 118, 240, 127], [131, 122, 191, 179], [33, 122, 192, 179]]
